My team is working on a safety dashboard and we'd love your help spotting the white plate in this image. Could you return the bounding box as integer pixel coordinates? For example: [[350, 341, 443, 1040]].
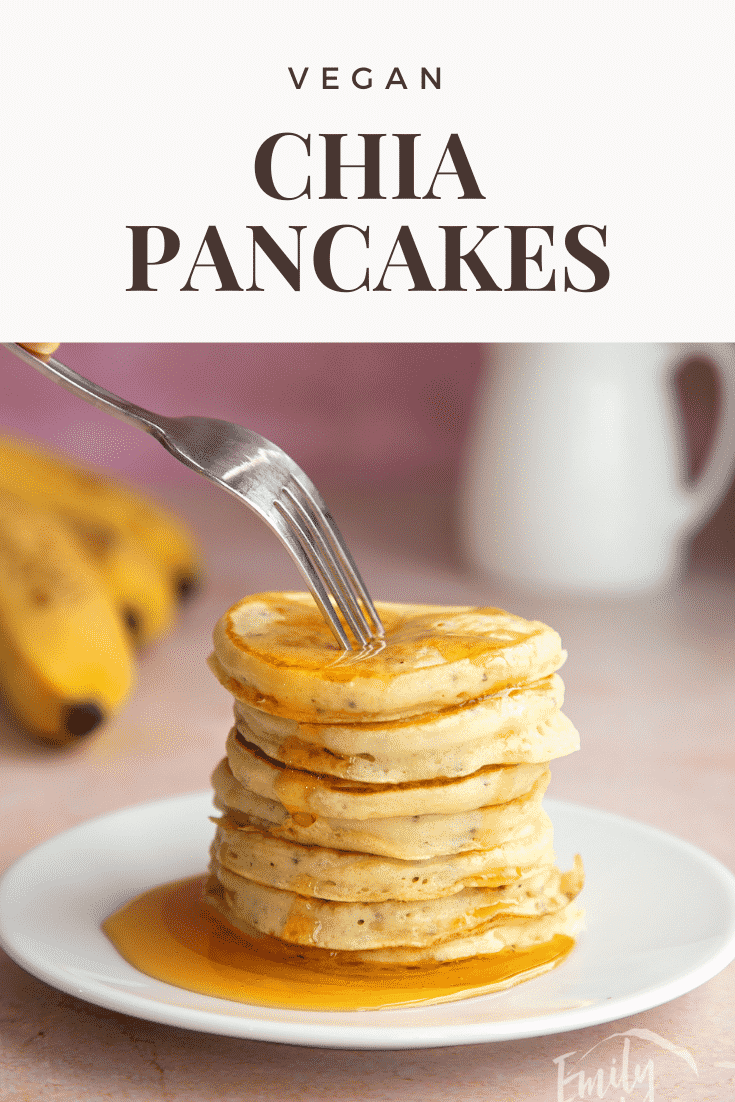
[[2, 793, 735, 1049]]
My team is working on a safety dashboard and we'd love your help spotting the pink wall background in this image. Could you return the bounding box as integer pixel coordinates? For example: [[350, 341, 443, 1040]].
[[2, 343, 733, 564], [2, 344, 482, 491]]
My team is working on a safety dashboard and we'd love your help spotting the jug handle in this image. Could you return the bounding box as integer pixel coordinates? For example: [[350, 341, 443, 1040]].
[[671, 343, 735, 529]]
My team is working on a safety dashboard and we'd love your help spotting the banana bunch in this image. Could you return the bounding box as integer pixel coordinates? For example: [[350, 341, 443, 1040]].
[[0, 433, 203, 744]]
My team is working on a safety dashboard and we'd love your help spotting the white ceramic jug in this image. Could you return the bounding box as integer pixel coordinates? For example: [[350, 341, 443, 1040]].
[[460, 344, 735, 593]]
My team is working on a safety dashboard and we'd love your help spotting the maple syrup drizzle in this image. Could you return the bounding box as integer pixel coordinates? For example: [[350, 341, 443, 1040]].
[[103, 875, 574, 1011]]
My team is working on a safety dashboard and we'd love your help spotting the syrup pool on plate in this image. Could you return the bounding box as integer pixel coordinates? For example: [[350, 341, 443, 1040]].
[[103, 875, 575, 1011]]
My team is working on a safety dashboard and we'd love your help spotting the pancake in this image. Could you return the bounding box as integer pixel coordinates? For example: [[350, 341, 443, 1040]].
[[355, 901, 585, 965], [211, 758, 555, 860], [206, 858, 582, 951], [225, 728, 548, 819], [231, 672, 567, 758], [231, 675, 578, 782], [334, 897, 586, 965], [211, 593, 566, 722], [210, 811, 555, 901], [205, 885, 584, 965]]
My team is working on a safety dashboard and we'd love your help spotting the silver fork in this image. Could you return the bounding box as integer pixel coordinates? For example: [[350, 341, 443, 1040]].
[[4, 343, 384, 651]]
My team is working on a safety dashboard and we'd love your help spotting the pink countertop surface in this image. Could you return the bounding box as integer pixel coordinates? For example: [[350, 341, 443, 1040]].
[[1, 486, 734, 1101]]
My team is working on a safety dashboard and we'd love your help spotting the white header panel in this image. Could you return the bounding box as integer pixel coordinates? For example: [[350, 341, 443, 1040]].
[[2, 1, 733, 340]]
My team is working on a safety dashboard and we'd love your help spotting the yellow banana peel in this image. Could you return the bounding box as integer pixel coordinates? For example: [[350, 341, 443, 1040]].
[[0, 495, 134, 743], [0, 434, 203, 606], [63, 519, 176, 647]]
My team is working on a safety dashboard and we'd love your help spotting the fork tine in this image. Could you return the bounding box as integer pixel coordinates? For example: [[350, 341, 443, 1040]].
[[319, 515, 385, 638], [287, 478, 385, 639], [267, 510, 352, 650], [277, 484, 374, 645], [274, 491, 371, 648]]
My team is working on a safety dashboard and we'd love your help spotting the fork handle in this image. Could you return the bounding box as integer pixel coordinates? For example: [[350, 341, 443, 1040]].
[[3, 344, 166, 442]]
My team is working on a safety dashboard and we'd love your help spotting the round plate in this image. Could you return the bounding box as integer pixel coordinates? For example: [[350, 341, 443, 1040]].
[[1, 793, 734, 1049]]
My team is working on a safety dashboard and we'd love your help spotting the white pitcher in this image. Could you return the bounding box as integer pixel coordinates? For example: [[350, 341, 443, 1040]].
[[460, 344, 735, 593]]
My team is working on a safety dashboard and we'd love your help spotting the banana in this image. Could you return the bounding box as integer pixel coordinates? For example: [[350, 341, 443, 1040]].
[[0, 465, 179, 648], [0, 435, 203, 609], [0, 495, 134, 743], [60, 518, 175, 647]]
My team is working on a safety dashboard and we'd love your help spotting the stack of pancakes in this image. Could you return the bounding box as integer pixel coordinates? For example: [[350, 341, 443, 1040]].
[[205, 593, 584, 969]]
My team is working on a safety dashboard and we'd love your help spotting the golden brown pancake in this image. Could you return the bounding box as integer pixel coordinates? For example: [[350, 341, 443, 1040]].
[[205, 858, 584, 952], [210, 810, 555, 901], [230, 674, 578, 782], [211, 758, 555, 860], [225, 728, 548, 819], [211, 593, 566, 722]]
